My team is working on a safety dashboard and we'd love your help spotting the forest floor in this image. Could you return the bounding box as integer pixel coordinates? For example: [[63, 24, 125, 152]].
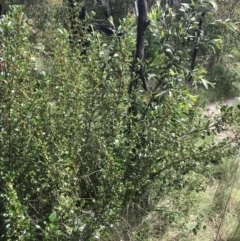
[[207, 97, 240, 114], [190, 97, 240, 241], [158, 96, 240, 241], [205, 97, 240, 139]]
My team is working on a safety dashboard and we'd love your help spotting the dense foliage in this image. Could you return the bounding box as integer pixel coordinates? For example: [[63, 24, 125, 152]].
[[0, 1, 239, 240]]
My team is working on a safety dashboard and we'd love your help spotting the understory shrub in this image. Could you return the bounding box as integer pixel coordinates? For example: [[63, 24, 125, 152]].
[[0, 5, 240, 241]]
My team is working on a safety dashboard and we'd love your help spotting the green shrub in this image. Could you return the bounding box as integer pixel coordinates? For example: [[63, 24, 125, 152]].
[[0, 5, 240, 241]]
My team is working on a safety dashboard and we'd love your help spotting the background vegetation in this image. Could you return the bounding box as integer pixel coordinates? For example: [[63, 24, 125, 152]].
[[0, 0, 240, 240]]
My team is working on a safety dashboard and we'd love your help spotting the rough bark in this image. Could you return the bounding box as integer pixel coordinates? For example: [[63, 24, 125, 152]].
[[187, 12, 205, 82], [129, 0, 149, 93]]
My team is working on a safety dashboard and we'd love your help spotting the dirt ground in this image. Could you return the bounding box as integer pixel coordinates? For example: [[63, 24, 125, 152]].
[[206, 97, 240, 115], [205, 97, 240, 139]]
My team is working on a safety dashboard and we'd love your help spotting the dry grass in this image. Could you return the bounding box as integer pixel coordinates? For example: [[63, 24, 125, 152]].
[[155, 154, 240, 241], [110, 136, 240, 241], [46, 0, 62, 7]]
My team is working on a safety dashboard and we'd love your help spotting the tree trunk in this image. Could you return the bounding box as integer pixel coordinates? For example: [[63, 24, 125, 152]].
[[129, 0, 149, 93]]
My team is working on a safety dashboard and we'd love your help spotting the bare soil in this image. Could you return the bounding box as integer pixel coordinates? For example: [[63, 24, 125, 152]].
[[206, 98, 239, 115], [206, 97, 240, 139]]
